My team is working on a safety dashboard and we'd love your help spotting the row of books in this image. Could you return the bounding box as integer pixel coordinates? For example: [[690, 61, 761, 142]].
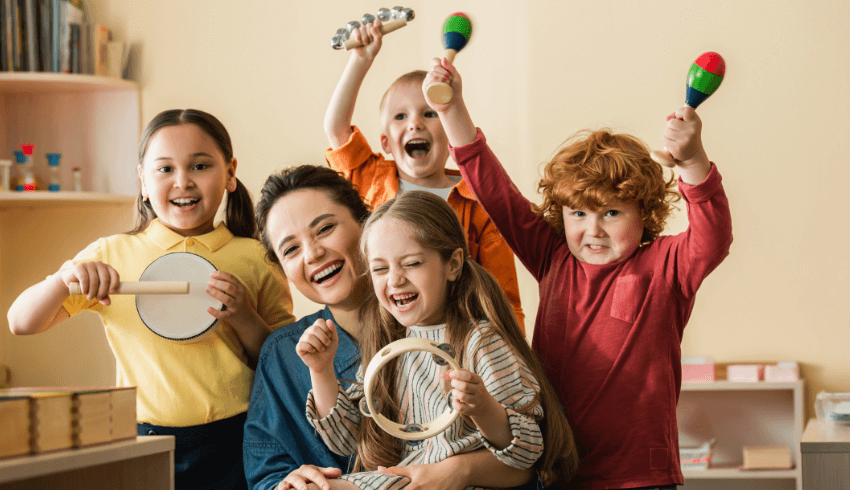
[[0, 386, 136, 459], [0, 0, 112, 75]]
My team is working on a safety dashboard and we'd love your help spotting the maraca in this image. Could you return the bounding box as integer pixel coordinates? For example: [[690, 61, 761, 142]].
[[330, 7, 415, 51], [425, 12, 472, 104], [651, 52, 725, 167]]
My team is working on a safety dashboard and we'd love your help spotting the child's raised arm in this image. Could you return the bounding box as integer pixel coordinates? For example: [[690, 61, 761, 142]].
[[7, 261, 119, 335], [324, 20, 384, 149], [662, 106, 712, 185], [296, 318, 342, 418], [423, 57, 477, 147]]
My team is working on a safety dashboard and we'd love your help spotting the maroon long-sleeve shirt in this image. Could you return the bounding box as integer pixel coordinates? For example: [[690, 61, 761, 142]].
[[451, 130, 732, 489]]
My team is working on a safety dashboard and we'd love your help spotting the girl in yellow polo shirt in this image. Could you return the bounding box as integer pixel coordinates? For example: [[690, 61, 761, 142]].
[[7, 109, 296, 490]]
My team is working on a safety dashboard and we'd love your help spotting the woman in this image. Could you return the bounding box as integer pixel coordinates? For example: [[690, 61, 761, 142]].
[[244, 165, 536, 490]]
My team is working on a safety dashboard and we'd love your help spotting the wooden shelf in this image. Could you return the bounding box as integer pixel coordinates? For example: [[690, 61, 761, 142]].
[[0, 436, 173, 484], [0, 73, 138, 94], [682, 380, 803, 391], [0, 191, 135, 209], [684, 465, 798, 479]]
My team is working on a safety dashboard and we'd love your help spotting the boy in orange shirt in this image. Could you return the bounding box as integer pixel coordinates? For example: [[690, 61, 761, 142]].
[[323, 19, 524, 328]]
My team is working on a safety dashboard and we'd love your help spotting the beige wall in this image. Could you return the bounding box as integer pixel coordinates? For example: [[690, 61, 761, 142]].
[[12, 1, 848, 413]]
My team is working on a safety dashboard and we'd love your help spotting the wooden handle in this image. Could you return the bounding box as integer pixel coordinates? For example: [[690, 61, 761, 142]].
[[343, 18, 407, 50], [650, 149, 677, 168], [424, 49, 459, 104], [69, 281, 190, 295]]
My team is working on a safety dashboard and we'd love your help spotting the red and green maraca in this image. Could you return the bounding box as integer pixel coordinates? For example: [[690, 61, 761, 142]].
[[651, 52, 725, 167], [425, 12, 472, 104]]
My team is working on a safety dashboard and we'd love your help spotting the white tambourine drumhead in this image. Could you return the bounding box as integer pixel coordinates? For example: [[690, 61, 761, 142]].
[[135, 252, 222, 342], [362, 337, 461, 441]]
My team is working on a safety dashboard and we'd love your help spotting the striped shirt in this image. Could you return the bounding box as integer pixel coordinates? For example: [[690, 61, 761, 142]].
[[306, 323, 544, 490]]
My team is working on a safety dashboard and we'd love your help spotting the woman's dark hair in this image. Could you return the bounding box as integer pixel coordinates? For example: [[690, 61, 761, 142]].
[[256, 165, 371, 267], [130, 109, 256, 238]]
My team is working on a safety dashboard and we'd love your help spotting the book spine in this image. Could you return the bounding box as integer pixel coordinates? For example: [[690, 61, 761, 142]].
[[23, 0, 35, 71], [0, 0, 6, 71]]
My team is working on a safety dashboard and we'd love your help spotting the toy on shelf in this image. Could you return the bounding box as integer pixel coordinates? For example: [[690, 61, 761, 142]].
[[47, 153, 62, 191], [360, 337, 461, 441], [682, 356, 716, 383], [651, 52, 725, 167], [73, 167, 83, 192], [425, 12, 472, 104], [815, 391, 850, 425], [727, 364, 765, 382], [0, 159, 11, 191], [331, 6, 415, 50], [15, 145, 38, 191]]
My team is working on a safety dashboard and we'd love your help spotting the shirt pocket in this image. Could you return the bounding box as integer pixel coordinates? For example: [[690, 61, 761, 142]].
[[610, 273, 652, 323]]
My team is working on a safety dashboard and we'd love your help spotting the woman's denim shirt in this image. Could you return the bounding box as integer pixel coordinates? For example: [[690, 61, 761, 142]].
[[243, 306, 360, 490]]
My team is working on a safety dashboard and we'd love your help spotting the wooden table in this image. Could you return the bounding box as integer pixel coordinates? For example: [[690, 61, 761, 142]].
[[802, 418, 850, 489], [0, 436, 174, 490]]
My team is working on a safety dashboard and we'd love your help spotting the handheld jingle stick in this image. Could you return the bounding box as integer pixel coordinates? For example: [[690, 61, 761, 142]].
[[425, 12, 472, 104], [331, 7, 415, 51], [651, 52, 725, 167]]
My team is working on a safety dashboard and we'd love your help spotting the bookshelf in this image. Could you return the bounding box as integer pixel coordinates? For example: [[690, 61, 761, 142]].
[[678, 380, 805, 490], [0, 73, 139, 388], [0, 436, 174, 490]]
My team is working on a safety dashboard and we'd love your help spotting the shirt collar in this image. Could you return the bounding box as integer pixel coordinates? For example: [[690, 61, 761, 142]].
[[445, 168, 477, 201], [144, 219, 234, 252]]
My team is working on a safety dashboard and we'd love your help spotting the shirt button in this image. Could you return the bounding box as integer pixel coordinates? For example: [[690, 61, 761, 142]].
[[185, 238, 194, 246]]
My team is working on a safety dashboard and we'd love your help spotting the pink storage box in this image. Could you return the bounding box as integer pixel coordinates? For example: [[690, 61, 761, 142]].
[[727, 364, 764, 382], [682, 357, 715, 383], [765, 362, 800, 382]]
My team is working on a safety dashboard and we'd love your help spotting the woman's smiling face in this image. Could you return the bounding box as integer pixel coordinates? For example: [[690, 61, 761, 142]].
[[264, 189, 365, 311]]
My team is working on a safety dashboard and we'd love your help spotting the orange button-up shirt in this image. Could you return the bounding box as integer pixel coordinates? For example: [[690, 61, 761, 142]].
[[325, 126, 525, 331]]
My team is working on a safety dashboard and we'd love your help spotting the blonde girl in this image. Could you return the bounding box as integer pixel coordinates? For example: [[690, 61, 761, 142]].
[[297, 191, 577, 490]]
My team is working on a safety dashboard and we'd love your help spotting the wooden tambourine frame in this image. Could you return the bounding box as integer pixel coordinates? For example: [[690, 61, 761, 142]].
[[361, 337, 461, 441]]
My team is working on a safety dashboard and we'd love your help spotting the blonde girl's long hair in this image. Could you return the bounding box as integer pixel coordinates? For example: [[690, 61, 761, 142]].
[[357, 191, 578, 486]]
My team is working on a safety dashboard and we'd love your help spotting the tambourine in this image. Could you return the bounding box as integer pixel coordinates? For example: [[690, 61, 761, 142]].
[[360, 337, 460, 441]]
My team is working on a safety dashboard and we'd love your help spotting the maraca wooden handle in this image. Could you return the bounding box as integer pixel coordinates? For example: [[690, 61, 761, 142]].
[[69, 281, 190, 295], [650, 150, 677, 168], [343, 18, 407, 50]]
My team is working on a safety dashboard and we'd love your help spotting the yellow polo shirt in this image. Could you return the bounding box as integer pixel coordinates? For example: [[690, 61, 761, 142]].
[[61, 219, 296, 427]]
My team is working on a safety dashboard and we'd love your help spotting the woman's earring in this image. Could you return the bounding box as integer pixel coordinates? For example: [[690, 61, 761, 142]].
[[143, 195, 150, 202]]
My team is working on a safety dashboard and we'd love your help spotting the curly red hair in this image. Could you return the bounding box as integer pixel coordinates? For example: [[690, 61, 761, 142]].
[[531, 129, 680, 244]]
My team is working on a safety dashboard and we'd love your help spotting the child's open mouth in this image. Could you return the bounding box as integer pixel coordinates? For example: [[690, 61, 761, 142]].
[[171, 198, 199, 208], [391, 293, 418, 308], [404, 139, 431, 158], [312, 262, 343, 284]]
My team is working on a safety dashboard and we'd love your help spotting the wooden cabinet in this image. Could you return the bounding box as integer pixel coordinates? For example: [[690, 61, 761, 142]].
[[678, 380, 805, 490], [801, 418, 850, 489], [0, 73, 139, 388], [0, 436, 174, 490]]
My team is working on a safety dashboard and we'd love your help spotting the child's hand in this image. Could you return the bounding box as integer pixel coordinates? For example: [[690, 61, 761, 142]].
[[349, 18, 383, 62], [206, 270, 263, 328], [442, 369, 500, 420], [423, 57, 464, 113], [296, 318, 339, 373], [662, 106, 708, 166], [59, 261, 120, 306]]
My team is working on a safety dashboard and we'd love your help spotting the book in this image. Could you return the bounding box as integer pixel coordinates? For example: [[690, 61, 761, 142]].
[[0, 390, 75, 455], [91, 22, 107, 75], [0, 0, 7, 71], [22, 0, 35, 71], [59, 0, 80, 72]]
